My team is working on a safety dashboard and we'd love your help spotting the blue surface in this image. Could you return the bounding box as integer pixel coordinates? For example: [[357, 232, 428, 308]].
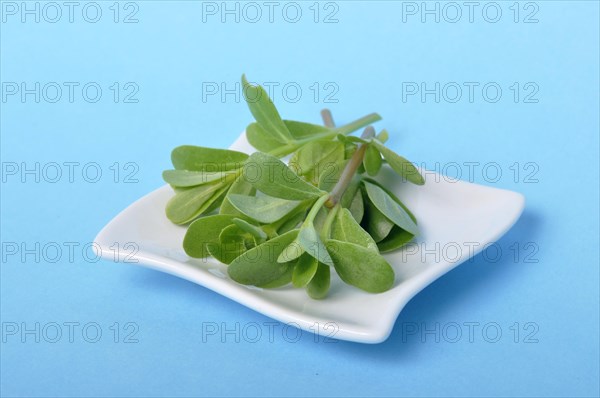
[[1, 1, 599, 397]]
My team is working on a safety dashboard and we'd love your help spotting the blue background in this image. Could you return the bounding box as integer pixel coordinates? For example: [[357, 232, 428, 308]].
[[1, 1, 599, 397]]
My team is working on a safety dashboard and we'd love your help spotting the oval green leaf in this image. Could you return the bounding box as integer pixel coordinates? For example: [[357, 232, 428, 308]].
[[207, 224, 250, 264], [242, 75, 293, 143], [243, 152, 324, 200], [331, 208, 378, 252], [289, 140, 345, 183], [246, 122, 287, 153], [377, 226, 414, 253], [326, 239, 395, 293], [183, 214, 237, 258], [346, 189, 364, 223], [232, 218, 267, 241], [227, 194, 301, 224], [171, 145, 248, 171], [363, 144, 382, 176], [165, 182, 230, 224], [228, 230, 299, 286], [363, 181, 419, 235], [362, 191, 395, 242], [292, 253, 319, 287], [372, 140, 424, 185], [306, 262, 330, 300], [257, 265, 294, 288], [376, 129, 389, 143], [275, 205, 309, 235], [364, 178, 417, 223], [277, 240, 304, 263], [298, 223, 334, 267], [162, 169, 229, 188], [220, 175, 256, 218]]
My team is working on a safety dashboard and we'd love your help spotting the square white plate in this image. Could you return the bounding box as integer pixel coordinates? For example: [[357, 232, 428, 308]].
[[94, 133, 525, 343]]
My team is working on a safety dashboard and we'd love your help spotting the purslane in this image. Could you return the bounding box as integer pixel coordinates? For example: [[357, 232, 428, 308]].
[[162, 75, 425, 299]]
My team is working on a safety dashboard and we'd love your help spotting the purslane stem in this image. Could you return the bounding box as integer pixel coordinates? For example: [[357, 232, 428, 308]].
[[266, 113, 381, 158], [321, 109, 336, 128], [325, 126, 375, 208], [304, 194, 330, 226], [320, 204, 340, 240], [333, 113, 381, 136]]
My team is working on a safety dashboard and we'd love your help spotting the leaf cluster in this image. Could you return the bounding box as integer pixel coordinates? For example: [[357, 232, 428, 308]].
[[163, 75, 425, 299]]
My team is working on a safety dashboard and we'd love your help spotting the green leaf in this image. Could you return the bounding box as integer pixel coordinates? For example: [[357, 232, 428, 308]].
[[243, 152, 325, 200], [204, 185, 229, 214], [289, 140, 345, 184], [363, 180, 419, 235], [257, 265, 293, 288], [363, 144, 382, 176], [326, 240, 395, 293], [283, 120, 331, 140], [292, 253, 318, 287], [346, 189, 364, 223], [311, 206, 329, 232], [208, 224, 252, 264], [277, 240, 304, 263], [357, 162, 366, 175], [344, 142, 357, 159], [274, 204, 309, 235], [372, 140, 424, 185], [219, 224, 256, 251], [337, 134, 370, 145], [377, 226, 414, 253], [171, 145, 248, 171], [227, 194, 301, 224], [183, 214, 237, 258], [306, 262, 330, 299], [166, 182, 230, 224], [228, 230, 298, 286], [220, 175, 256, 217], [246, 122, 287, 153], [376, 129, 389, 143], [232, 218, 267, 241], [362, 192, 394, 242], [364, 178, 417, 223], [297, 223, 334, 266], [242, 75, 293, 143], [162, 169, 230, 188], [331, 208, 378, 252]]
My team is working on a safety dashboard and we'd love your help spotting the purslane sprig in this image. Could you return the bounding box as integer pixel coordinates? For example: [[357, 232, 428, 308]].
[[163, 75, 425, 298]]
